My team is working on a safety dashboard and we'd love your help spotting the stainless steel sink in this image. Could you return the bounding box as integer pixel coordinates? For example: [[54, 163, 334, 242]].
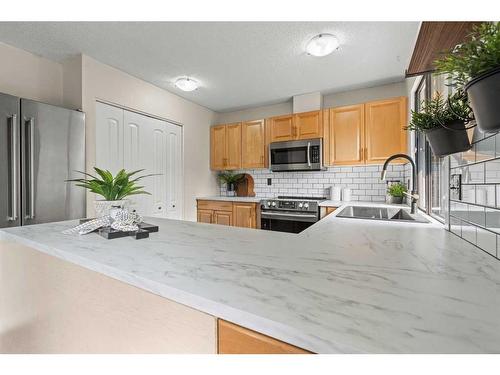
[[336, 206, 430, 223]]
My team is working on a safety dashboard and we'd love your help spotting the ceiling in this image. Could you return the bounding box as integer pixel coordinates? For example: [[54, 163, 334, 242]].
[[0, 22, 419, 112]]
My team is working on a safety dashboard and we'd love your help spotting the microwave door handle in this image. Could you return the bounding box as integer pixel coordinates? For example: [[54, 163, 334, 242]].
[[307, 141, 311, 167]]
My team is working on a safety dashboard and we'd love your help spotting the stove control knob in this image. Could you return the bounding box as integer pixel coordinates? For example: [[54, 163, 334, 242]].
[[267, 201, 271, 206], [298, 202, 303, 208], [304, 203, 309, 209], [271, 201, 276, 207]]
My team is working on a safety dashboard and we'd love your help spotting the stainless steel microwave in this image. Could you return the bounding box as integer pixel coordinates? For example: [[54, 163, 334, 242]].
[[269, 138, 323, 172]]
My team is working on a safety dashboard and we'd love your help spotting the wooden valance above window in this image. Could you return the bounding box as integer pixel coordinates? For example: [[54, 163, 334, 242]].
[[405, 21, 483, 77]]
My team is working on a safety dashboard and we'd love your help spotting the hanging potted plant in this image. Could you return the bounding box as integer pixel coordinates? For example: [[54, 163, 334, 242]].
[[406, 91, 474, 157], [217, 171, 244, 197], [67, 167, 153, 217], [434, 22, 500, 133], [387, 182, 408, 204]]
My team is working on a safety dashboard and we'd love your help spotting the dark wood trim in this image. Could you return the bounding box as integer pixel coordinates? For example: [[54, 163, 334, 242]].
[[406, 21, 483, 77]]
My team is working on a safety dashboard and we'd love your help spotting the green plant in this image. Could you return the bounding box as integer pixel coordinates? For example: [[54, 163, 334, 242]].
[[387, 182, 407, 198], [434, 22, 500, 87], [67, 167, 154, 201], [406, 91, 473, 132], [217, 171, 244, 185]]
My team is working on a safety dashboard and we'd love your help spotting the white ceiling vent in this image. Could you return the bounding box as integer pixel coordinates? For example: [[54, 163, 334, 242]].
[[292, 92, 323, 113]]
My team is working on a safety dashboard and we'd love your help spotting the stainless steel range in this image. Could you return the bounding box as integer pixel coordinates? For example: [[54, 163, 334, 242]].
[[260, 196, 326, 233]]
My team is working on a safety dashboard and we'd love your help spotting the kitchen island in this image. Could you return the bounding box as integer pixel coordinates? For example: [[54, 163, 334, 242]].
[[1, 205, 500, 353]]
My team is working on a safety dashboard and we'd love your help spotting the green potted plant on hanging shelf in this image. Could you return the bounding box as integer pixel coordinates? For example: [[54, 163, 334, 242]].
[[217, 171, 244, 197], [406, 90, 474, 157], [387, 182, 408, 205], [434, 22, 500, 133], [67, 167, 154, 217]]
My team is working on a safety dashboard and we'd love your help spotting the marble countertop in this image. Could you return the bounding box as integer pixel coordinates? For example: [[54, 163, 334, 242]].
[[197, 196, 262, 203], [1, 205, 500, 353]]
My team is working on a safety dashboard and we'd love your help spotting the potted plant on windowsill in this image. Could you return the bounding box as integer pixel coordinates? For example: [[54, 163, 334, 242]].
[[67, 167, 153, 217], [406, 91, 474, 157], [217, 171, 244, 197], [434, 22, 500, 133], [387, 182, 408, 204]]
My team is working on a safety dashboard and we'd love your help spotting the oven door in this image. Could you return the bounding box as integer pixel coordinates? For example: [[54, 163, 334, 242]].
[[260, 211, 318, 233], [269, 139, 322, 172]]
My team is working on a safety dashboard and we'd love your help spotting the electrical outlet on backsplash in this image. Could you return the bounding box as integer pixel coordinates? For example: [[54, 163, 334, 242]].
[[219, 164, 409, 202], [449, 130, 500, 261]]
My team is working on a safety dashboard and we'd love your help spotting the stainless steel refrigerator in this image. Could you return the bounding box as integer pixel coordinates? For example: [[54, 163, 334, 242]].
[[0, 92, 85, 228]]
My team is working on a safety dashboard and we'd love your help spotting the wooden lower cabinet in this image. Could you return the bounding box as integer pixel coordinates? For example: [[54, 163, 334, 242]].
[[213, 210, 233, 226], [197, 200, 259, 229], [320, 206, 338, 219], [217, 320, 311, 354], [325, 206, 337, 216], [233, 202, 257, 229], [197, 209, 213, 224]]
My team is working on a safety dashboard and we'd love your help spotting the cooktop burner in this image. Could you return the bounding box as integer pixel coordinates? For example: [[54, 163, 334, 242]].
[[277, 196, 327, 201]]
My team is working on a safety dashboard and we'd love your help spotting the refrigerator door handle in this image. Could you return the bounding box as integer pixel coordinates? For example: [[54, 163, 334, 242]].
[[25, 117, 35, 220], [7, 114, 17, 221]]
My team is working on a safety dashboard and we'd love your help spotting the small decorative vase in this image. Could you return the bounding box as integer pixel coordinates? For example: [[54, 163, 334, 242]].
[[389, 196, 404, 204], [226, 182, 235, 197], [94, 199, 128, 218]]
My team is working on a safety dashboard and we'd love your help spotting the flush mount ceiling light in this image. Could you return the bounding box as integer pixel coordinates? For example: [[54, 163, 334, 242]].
[[306, 34, 339, 57], [174, 77, 198, 92]]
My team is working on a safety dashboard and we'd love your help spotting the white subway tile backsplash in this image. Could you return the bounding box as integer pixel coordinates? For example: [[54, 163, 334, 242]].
[[219, 164, 407, 201]]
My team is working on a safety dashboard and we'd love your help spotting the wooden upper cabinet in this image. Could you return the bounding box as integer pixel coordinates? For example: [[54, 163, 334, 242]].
[[211, 123, 242, 170], [210, 125, 227, 170], [269, 111, 323, 142], [329, 104, 365, 165], [225, 123, 242, 170], [294, 110, 323, 140], [241, 120, 265, 169], [233, 203, 257, 228], [218, 320, 311, 354], [269, 114, 294, 142], [364, 97, 407, 163]]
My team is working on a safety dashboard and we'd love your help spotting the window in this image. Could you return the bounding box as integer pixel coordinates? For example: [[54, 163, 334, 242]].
[[414, 77, 427, 210], [413, 73, 449, 222]]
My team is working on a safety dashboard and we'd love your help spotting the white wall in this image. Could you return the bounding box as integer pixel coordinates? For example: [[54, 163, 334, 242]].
[[62, 55, 83, 110], [81, 55, 217, 221], [323, 81, 408, 108], [214, 81, 408, 124], [214, 101, 292, 124], [0, 42, 63, 105]]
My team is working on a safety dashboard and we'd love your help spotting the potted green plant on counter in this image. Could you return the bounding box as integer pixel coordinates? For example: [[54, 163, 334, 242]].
[[67, 167, 153, 217], [406, 91, 473, 157], [387, 182, 408, 204], [434, 22, 500, 133], [217, 171, 244, 197]]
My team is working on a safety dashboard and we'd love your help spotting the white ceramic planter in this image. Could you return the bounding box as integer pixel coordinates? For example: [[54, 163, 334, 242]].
[[94, 199, 128, 218]]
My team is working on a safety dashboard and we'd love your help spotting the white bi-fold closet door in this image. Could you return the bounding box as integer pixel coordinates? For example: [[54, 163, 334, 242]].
[[96, 102, 183, 219]]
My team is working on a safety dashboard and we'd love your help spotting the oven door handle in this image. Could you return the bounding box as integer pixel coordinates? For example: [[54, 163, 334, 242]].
[[261, 211, 318, 222], [307, 141, 311, 167]]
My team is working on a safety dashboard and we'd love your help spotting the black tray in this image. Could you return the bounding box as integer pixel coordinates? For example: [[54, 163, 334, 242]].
[[79, 219, 159, 240]]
